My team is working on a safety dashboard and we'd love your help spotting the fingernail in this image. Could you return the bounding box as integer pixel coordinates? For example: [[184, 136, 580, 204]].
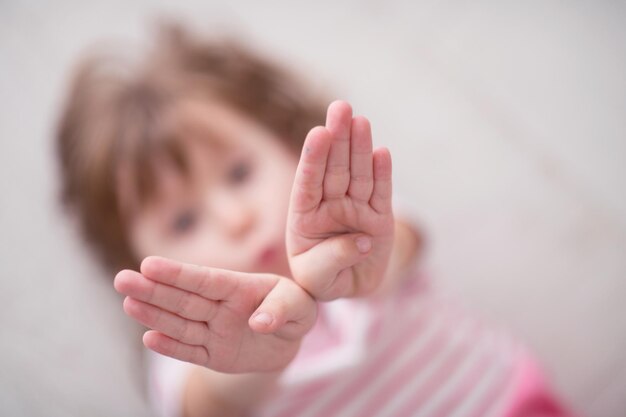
[[355, 236, 372, 253], [252, 312, 273, 326]]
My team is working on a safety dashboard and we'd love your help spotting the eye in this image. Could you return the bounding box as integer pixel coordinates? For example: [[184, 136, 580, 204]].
[[227, 159, 252, 185], [171, 209, 197, 235]]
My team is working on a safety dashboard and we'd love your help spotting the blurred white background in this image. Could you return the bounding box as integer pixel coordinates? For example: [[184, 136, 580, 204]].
[[1, 1, 625, 416]]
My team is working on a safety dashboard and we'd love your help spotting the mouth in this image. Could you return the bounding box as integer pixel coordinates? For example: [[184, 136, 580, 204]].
[[256, 245, 279, 268]]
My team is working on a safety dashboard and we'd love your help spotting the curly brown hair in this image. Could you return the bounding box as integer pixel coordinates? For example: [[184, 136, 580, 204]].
[[56, 23, 328, 274]]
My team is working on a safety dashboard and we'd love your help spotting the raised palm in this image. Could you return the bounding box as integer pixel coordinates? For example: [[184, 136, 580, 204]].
[[286, 101, 395, 300]]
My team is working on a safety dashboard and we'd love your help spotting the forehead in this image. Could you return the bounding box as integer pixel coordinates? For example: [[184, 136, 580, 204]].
[[115, 97, 281, 212], [176, 98, 282, 152]]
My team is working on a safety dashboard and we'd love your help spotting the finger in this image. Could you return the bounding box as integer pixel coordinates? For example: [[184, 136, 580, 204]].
[[290, 233, 373, 300], [249, 278, 317, 340], [323, 100, 353, 199], [140, 256, 240, 301], [114, 269, 219, 322], [123, 297, 208, 346], [348, 116, 374, 201], [370, 147, 393, 214], [290, 126, 332, 213], [143, 330, 210, 367]]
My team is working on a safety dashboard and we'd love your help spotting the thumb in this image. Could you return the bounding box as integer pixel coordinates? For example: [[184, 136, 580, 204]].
[[248, 277, 318, 340], [290, 233, 373, 300]]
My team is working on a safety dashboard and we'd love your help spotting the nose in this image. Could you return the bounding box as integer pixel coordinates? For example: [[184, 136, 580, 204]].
[[210, 191, 256, 238]]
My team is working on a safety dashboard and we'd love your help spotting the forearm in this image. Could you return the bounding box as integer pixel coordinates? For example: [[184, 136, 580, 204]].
[[374, 218, 424, 296], [182, 366, 283, 417]]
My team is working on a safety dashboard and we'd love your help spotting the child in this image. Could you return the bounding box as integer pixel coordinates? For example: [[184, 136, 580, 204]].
[[56, 23, 573, 417]]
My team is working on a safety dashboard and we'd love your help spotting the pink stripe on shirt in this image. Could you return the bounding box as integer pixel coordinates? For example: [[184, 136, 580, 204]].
[[271, 296, 436, 417]]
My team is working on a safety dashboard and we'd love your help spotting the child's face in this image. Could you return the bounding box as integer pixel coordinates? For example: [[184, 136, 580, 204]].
[[124, 99, 298, 277]]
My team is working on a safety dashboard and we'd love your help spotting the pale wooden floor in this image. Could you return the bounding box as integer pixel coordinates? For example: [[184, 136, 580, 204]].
[[1, 1, 624, 416]]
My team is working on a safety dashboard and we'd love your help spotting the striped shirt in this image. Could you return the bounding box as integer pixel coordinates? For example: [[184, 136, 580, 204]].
[[258, 273, 569, 417], [148, 272, 571, 417]]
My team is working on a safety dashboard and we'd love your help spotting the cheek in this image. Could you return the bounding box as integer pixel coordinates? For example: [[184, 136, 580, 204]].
[[128, 219, 163, 261], [129, 215, 213, 267], [266, 159, 296, 217], [165, 232, 233, 269]]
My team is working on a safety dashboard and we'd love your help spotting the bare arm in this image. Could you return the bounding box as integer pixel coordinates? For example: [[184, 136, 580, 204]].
[[374, 218, 425, 296], [182, 367, 282, 417]]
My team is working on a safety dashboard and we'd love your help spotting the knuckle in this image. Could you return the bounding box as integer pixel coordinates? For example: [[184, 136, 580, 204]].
[[177, 318, 189, 341], [294, 185, 319, 208], [350, 174, 371, 183], [196, 272, 212, 298], [269, 298, 289, 319], [292, 266, 321, 295], [325, 164, 349, 176], [174, 292, 192, 315], [146, 280, 158, 302]]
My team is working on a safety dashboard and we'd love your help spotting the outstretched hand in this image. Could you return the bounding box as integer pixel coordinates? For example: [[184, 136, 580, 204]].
[[286, 101, 395, 300], [114, 256, 317, 373]]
